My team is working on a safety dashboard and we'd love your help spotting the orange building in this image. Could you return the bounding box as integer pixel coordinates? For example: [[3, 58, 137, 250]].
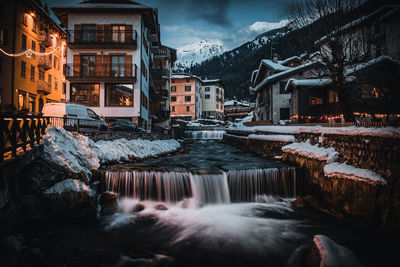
[[171, 74, 202, 120], [0, 0, 66, 114]]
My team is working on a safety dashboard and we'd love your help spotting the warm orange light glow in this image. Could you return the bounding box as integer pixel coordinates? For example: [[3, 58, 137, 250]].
[[30, 12, 35, 17]]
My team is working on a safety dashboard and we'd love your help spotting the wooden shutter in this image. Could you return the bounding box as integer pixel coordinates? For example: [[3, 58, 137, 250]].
[[96, 24, 104, 42], [125, 55, 132, 77], [73, 55, 80, 76], [104, 25, 111, 43], [95, 55, 102, 77], [126, 25, 133, 44], [103, 55, 111, 77], [74, 24, 81, 43]]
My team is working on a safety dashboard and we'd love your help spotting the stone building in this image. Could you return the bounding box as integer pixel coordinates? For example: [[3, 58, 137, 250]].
[[52, 0, 161, 130], [200, 79, 225, 120], [0, 0, 66, 114], [170, 74, 203, 121]]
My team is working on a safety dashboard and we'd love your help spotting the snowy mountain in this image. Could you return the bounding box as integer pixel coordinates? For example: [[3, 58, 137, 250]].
[[174, 40, 225, 72]]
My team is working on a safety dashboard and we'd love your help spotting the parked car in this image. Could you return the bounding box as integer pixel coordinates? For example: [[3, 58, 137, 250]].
[[41, 103, 108, 131], [109, 119, 139, 132]]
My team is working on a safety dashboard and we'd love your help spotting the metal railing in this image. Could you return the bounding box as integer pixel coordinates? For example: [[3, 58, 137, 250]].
[[67, 29, 137, 45], [0, 115, 49, 162], [151, 69, 170, 80], [37, 80, 51, 94], [38, 31, 52, 47], [64, 63, 137, 78], [38, 55, 52, 70]]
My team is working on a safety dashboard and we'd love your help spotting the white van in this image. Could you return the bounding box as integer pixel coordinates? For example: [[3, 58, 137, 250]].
[[42, 103, 107, 131]]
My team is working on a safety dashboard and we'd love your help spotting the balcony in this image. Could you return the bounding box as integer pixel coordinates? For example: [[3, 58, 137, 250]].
[[38, 56, 52, 70], [151, 69, 170, 80], [38, 31, 52, 47], [151, 47, 170, 58], [67, 29, 137, 49], [37, 80, 51, 95], [64, 63, 137, 82], [150, 87, 169, 101]]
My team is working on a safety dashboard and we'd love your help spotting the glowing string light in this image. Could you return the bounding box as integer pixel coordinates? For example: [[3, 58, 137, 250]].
[[0, 44, 64, 58]]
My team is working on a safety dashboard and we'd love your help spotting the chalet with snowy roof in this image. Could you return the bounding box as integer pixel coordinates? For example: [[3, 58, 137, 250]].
[[224, 100, 253, 122], [201, 79, 225, 120], [170, 74, 203, 120], [250, 54, 327, 124], [315, 4, 400, 120], [52, 0, 161, 130]]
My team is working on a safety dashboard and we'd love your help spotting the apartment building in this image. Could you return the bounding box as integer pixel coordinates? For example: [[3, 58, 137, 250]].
[[52, 0, 160, 130], [201, 79, 225, 120], [170, 74, 202, 120], [0, 0, 66, 114], [150, 45, 176, 129]]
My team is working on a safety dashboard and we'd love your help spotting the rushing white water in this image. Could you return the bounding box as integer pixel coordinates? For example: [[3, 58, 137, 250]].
[[184, 130, 226, 140], [104, 167, 298, 206]]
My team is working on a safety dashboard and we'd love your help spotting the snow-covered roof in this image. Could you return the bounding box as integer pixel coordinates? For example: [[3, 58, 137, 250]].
[[224, 100, 250, 107], [308, 51, 321, 59], [252, 60, 326, 93], [251, 69, 258, 83], [172, 73, 202, 82], [345, 55, 400, 75], [261, 59, 291, 71], [285, 78, 332, 92], [278, 56, 301, 65]]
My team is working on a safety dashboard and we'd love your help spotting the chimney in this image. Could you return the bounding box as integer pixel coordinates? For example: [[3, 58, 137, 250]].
[[272, 53, 278, 63]]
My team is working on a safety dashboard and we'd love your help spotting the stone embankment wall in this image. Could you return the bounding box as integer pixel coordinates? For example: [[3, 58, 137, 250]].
[[223, 130, 400, 229], [83, 131, 169, 142]]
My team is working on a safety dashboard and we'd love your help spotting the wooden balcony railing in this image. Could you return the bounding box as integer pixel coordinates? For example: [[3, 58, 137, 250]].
[[38, 31, 52, 47], [38, 56, 52, 70], [64, 63, 137, 79], [37, 80, 51, 95], [67, 29, 137, 47]]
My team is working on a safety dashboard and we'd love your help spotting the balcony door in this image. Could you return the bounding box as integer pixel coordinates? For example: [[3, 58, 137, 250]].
[[82, 25, 96, 43], [112, 25, 126, 43], [111, 55, 125, 77], [81, 55, 95, 77]]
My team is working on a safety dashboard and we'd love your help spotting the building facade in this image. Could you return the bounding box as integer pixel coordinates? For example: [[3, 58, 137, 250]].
[[52, 0, 160, 130], [200, 79, 225, 120], [150, 45, 176, 129], [0, 0, 66, 114], [170, 74, 202, 121], [224, 100, 253, 122]]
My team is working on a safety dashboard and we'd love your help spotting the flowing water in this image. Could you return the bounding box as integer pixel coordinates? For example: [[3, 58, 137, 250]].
[[100, 140, 397, 267]]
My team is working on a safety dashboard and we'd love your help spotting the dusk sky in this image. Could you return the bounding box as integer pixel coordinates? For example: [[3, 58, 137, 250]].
[[47, 0, 294, 49]]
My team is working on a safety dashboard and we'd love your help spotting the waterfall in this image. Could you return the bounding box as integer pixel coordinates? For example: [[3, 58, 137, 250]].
[[104, 167, 298, 205], [184, 130, 226, 140]]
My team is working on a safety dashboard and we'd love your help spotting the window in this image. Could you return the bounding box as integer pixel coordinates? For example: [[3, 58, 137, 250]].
[[171, 86, 176, 92], [81, 55, 95, 76], [32, 18, 37, 32], [29, 95, 36, 114], [141, 91, 149, 109], [142, 33, 148, 55], [30, 66, 35, 81], [112, 25, 126, 43], [87, 109, 98, 119], [62, 82, 66, 94], [21, 61, 26, 77], [279, 81, 287, 94], [186, 79, 190, 82], [185, 86, 191, 92], [53, 56, 59, 69], [172, 79, 175, 83], [111, 55, 125, 77], [18, 91, 27, 110], [141, 59, 147, 79], [216, 88, 220, 94], [31, 40, 36, 51], [205, 87, 210, 92], [55, 77, 58, 90], [185, 95, 191, 102], [48, 74, 52, 88], [205, 94, 210, 99], [70, 83, 100, 106], [309, 97, 323, 105], [39, 69, 44, 80], [0, 29, 7, 45], [216, 104, 219, 109], [22, 34, 27, 49], [171, 96, 177, 102], [82, 25, 96, 43], [172, 106, 175, 112], [105, 84, 133, 107], [186, 106, 190, 112], [329, 91, 339, 103]]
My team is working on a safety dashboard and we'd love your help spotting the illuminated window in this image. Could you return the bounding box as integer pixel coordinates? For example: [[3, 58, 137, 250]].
[[112, 25, 126, 43], [105, 84, 133, 107], [18, 91, 26, 110], [309, 97, 323, 105], [70, 83, 100, 106]]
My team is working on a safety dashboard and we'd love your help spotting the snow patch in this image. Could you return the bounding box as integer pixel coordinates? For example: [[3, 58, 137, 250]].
[[313, 235, 362, 267], [324, 162, 387, 184], [44, 179, 96, 196], [248, 134, 295, 143], [282, 141, 338, 163]]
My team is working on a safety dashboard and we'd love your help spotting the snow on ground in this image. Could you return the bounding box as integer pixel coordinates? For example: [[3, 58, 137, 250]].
[[248, 134, 295, 143], [324, 162, 387, 184], [229, 124, 400, 138], [44, 179, 96, 196], [42, 127, 181, 178], [282, 141, 339, 163], [313, 235, 362, 267]]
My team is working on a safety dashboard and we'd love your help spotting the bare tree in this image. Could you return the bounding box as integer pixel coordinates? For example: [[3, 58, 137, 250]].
[[290, 0, 374, 121]]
